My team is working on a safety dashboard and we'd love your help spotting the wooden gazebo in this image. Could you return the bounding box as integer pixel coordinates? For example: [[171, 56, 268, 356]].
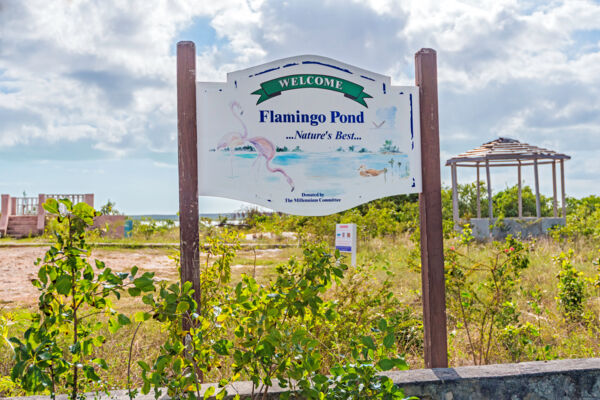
[[445, 138, 571, 226]]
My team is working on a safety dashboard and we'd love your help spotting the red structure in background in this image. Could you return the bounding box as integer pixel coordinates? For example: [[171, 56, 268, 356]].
[[0, 194, 126, 238]]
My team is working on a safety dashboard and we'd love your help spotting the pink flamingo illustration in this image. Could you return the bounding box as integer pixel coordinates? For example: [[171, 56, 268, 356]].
[[247, 136, 295, 192], [216, 102, 295, 192], [216, 102, 247, 176]]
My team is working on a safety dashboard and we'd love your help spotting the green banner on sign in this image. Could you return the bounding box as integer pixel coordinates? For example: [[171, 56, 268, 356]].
[[251, 74, 372, 107]]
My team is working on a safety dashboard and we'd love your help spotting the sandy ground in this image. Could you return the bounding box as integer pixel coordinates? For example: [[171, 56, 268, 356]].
[[0, 247, 177, 306], [0, 246, 285, 306]]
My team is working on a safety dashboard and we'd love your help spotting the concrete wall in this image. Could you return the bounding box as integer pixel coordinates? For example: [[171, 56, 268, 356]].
[[396, 358, 600, 400], [8, 358, 600, 400], [466, 217, 565, 240]]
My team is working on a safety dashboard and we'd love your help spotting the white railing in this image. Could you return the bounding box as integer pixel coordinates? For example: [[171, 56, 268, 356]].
[[14, 197, 38, 216], [45, 194, 89, 214], [46, 194, 86, 205]]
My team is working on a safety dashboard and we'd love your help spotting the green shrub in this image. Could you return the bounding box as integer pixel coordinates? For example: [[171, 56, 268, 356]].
[[9, 198, 146, 398], [555, 250, 587, 320]]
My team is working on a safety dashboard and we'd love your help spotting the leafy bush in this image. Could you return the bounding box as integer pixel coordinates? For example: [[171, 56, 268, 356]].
[[555, 250, 587, 321], [9, 199, 147, 398], [10, 202, 417, 399], [445, 228, 532, 364], [140, 239, 414, 399], [133, 217, 176, 240], [551, 196, 600, 241]]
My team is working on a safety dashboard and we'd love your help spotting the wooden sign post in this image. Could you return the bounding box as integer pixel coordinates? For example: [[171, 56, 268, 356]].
[[176, 41, 448, 368], [176, 41, 202, 314], [415, 49, 448, 368]]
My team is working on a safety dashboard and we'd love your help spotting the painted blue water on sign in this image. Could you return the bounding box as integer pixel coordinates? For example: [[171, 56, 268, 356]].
[[228, 151, 409, 190]]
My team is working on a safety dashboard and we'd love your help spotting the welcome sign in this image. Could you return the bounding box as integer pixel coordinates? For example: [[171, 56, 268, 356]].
[[197, 55, 421, 216]]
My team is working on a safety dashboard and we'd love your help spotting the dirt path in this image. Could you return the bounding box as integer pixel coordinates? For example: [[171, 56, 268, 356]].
[[0, 246, 287, 306], [0, 247, 177, 306]]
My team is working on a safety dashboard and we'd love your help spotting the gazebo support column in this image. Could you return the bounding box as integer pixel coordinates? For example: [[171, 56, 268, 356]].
[[552, 161, 558, 217], [534, 158, 541, 218], [485, 159, 493, 219], [451, 164, 459, 229], [476, 163, 481, 218], [560, 159, 566, 218], [518, 161, 522, 218]]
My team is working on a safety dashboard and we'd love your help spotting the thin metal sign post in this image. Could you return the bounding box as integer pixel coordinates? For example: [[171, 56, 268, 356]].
[[415, 48, 448, 368], [176, 41, 202, 319], [176, 41, 448, 368]]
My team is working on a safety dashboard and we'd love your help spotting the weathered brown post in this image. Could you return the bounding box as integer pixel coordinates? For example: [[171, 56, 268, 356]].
[[415, 48, 448, 368], [177, 41, 202, 312]]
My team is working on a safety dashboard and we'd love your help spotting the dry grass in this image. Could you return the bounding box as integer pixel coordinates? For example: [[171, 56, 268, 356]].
[[2, 233, 600, 394]]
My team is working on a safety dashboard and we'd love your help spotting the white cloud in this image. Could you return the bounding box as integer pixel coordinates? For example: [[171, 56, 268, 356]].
[[0, 0, 599, 203]]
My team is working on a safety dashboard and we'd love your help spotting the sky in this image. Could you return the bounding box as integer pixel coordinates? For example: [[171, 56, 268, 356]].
[[0, 0, 599, 215]]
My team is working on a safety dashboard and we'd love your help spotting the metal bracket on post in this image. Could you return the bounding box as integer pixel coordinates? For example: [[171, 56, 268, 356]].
[[415, 48, 448, 369]]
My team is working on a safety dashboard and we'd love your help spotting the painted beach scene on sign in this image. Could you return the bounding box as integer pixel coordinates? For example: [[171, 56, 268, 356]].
[[197, 55, 421, 216]]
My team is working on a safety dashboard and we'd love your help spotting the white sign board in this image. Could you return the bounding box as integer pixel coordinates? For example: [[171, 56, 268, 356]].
[[197, 55, 421, 216], [335, 223, 357, 266]]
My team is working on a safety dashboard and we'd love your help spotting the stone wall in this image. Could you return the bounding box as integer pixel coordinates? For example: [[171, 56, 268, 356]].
[[8, 358, 600, 400], [394, 358, 600, 400], [466, 217, 565, 240]]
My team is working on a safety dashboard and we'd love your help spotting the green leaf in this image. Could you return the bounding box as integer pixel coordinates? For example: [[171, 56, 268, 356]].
[[361, 336, 376, 350], [141, 380, 150, 394], [203, 386, 215, 399], [333, 267, 345, 278], [43, 198, 60, 215], [216, 389, 227, 400], [142, 294, 155, 306], [55, 275, 72, 295], [117, 313, 131, 326], [69, 342, 81, 354], [83, 365, 101, 382], [392, 357, 409, 370], [128, 287, 141, 297], [383, 333, 396, 349], [93, 358, 109, 370], [138, 361, 150, 372], [176, 301, 189, 314], [134, 311, 151, 322], [213, 339, 232, 356], [108, 317, 120, 334], [378, 318, 388, 331], [377, 358, 395, 371], [134, 276, 155, 292]]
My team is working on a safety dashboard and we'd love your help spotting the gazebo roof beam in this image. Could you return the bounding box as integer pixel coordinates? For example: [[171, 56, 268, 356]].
[[451, 161, 558, 167], [446, 153, 570, 166]]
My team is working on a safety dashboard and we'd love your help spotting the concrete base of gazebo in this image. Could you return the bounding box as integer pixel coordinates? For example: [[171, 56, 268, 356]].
[[462, 217, 565, 240]]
